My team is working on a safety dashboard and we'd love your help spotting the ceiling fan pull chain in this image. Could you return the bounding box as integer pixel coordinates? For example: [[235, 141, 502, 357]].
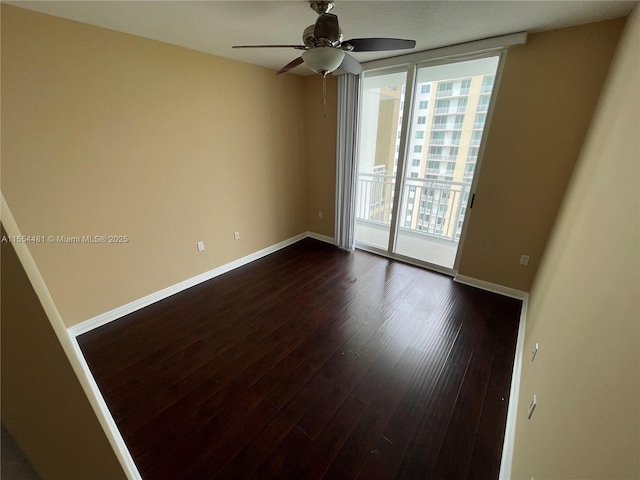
[[323, 72, 327, 119]]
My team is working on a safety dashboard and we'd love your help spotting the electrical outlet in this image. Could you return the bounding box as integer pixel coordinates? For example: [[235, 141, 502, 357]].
[[234, 231, 240, 240], [318, 210, 323, 218], [520, 254, 530, 265], [197, 241, 205, 251]]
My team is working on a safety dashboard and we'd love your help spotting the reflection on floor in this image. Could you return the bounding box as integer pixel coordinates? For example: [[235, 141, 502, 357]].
[[356, 219, 458, 268]]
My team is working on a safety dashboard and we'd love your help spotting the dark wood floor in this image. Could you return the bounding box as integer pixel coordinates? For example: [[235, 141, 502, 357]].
[[78, 238, 522, 480]]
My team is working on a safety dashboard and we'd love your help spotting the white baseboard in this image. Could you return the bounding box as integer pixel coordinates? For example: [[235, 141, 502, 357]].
[[499, 294, 528, 479], [67, 334, 142, 479], [306, 231, 335, 244], [453, 274, 528, 300], [69, 231, 334, 337]]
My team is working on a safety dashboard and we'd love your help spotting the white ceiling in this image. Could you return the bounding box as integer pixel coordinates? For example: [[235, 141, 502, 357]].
[[6, 0, 637, 75]]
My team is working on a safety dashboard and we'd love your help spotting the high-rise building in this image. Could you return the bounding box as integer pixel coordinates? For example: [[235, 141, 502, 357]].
[[400, 73, 496, 241]]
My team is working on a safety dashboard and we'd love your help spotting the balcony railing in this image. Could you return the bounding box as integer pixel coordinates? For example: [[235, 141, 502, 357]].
[[356, 173, 395, 224], [356, 173, 470, 243]]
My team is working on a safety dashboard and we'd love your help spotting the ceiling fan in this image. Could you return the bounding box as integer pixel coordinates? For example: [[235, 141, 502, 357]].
[[233, 0, 417, 77]]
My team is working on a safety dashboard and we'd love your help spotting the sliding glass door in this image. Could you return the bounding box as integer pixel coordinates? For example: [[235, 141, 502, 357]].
[[355, 56, 500, 270], [355, 69, 407, 251]]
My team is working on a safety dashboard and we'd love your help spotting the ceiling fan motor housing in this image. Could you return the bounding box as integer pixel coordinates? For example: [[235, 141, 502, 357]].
[[310, 1, 335, 14], [303, 25, 316, 47]]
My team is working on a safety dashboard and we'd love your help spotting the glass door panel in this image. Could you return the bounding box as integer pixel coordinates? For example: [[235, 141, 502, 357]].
[[355, 70, 407, 251], [395, 56, 499, 268]]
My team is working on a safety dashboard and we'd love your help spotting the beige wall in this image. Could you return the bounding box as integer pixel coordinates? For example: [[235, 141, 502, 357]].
[[302, 74, 337, 238], [511, 6, 639, 478], [1, 229, 127, 480], [458, 18, 625, 291], [2, 4, 307, 327]]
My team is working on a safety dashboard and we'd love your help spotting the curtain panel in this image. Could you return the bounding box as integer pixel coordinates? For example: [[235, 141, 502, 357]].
[[334, 73, 360, 251]]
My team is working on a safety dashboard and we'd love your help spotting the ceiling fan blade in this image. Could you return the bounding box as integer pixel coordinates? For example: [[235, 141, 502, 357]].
[[337, 52, 363, 75], [233, 44, 306, 49], [344, 38, 416, 52], [314, 13, 341, 43], [277, 56, 304, 75]]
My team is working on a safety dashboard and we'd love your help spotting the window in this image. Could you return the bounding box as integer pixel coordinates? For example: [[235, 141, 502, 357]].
[[433, 116, 447, 130], [410, 172, 419, 178], [482, 75, 494, 93], [435, 99, 450, 114], [416, 131, 425, 139], [460, 78, 472, 95], [419, 100, 428, 109], [414, 145, 423, 153], [420, 84, 431, 94], [430, 131, 445, 144], [428, 146, 443, 158], [464, 162, 475, 183], [428, 160, 440, 170], [447, 147, 459, 159], [474, 113, 486, 129], [456, 97, 468, 113], [453, 114, 465, 129], [437, 81, 453, 97], [471, 130, 483, 145], [417, 116, 427, 125], [478, 95, 490, 112], [451, 131, 462, 145], [412, 158, 420, 166]]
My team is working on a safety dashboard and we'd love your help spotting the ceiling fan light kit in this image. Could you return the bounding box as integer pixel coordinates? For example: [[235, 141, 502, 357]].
[[302, 46, 345, 75]]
